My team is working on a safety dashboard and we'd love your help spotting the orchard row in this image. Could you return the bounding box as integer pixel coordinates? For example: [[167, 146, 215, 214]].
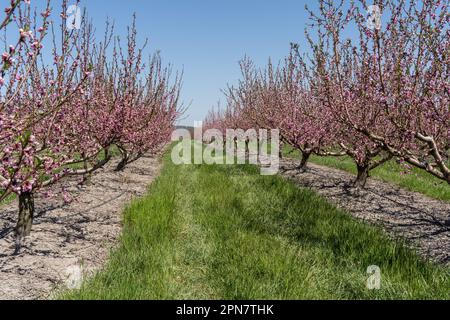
[[205, 0, 449, 188], [0, 0, 182, 248]]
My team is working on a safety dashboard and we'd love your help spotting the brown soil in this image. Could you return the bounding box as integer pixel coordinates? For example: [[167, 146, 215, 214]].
[[280, 159, 450, 266], [0, 155, 162, 300]]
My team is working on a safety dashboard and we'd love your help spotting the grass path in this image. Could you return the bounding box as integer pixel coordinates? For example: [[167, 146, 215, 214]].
[[64, 146, 450, 299]]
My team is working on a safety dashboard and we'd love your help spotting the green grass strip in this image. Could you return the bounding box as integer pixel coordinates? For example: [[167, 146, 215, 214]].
[[63, 145, 450, 300]]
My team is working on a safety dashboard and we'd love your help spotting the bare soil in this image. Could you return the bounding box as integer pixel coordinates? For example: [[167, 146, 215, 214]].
[[0, 155, 162, 300], [280, 159, 450, 266]]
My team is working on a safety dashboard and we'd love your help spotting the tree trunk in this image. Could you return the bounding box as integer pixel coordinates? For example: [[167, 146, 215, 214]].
[[245, 138, 250, 162], [15, 191, 34, 253], [279, 141, 284, 159], [115, 156, 128, 172], [81, 158, 91, 184], [257, 138, 260, 153], [223, 139, 227, 157], [298, 150, 311, 171], [354, 164, 370, 188], [256, 138, 260, 164]]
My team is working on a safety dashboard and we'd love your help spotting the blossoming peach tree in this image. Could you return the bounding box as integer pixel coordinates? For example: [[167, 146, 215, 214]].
[[207, 0, 448, 189], [0, 1, 182, 251], [306, 0, 449, 185], [0, 0, 92, 249]]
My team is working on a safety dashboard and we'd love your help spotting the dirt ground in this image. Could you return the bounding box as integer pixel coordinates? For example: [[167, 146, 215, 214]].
[[279, 159, 450, 266], [0, 155, 162, 300]]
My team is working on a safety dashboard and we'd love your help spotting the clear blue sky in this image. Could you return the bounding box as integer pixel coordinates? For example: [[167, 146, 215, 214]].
[[66, 0, 313, 125]]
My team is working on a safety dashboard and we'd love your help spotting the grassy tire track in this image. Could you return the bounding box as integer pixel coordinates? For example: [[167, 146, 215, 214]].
[[63, 148, 450, 300]]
